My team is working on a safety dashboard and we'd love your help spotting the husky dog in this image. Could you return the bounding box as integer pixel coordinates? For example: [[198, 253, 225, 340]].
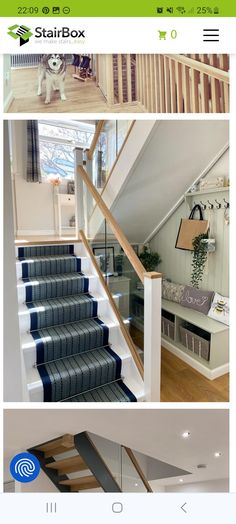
[[38, 54, 67, 104]]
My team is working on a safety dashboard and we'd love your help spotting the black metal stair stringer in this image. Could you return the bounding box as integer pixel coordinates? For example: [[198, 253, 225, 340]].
[[74, 432, 122, 493]]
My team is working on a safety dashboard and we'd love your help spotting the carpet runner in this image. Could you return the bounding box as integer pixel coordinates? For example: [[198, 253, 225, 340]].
[[19, 244, 136, 403]]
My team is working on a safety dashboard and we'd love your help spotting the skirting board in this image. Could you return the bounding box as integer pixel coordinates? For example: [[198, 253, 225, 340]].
[[4, 91, 14, 112], [162, 337, 229, 380]]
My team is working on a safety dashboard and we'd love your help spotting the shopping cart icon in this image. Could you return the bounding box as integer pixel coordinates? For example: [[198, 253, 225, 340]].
[[158, 30, 167, 40]]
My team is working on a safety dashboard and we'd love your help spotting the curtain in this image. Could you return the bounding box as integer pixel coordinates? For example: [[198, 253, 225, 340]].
[[26, 120, 41, 183]]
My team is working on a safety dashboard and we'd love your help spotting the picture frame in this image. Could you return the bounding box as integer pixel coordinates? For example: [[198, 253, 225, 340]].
[[93, 246, 115, 275], [67, 181, 75, 194]]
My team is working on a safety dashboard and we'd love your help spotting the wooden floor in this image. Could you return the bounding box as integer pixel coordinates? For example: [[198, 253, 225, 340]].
[[161, 348, 229, 402], [7, 66, 144, 113], [130, 325, 229, 402]]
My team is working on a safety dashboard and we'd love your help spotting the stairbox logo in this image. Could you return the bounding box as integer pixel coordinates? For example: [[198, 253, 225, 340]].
[[10, 452, 41, 483], [8, 24, 33, 46], [7, 24, 86, 46]]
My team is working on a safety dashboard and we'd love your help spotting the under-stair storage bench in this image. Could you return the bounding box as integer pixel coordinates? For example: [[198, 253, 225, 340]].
[[161, 299, 229, 380]]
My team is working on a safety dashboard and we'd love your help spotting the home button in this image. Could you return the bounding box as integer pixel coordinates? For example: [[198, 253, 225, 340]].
[[112, 502, 123, 513]]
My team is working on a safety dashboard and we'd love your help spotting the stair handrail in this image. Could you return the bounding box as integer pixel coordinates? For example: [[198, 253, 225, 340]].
[[165, 54, 229, 83], [75, 150, 162, 401], [87, 120, 105, 160], [88, 120, 135, 221], [77, 164, 161, 284], [99, 121, 135, 197], [122, 446, 153, 492], [79, 229, 144, 377]]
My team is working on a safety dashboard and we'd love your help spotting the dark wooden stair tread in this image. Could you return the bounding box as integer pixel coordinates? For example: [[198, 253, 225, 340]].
[[59, 475, 100, 491], [46, 455, 88, 475]]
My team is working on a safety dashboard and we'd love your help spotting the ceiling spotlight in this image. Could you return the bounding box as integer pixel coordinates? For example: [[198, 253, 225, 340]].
[[135, 483, 139, 487], [214, 452, 222, 458], [182, 431, 191, 439], [179, 479, 184, 483]]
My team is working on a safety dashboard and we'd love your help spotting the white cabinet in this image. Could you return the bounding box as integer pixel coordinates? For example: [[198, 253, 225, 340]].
[[57, 194, 75, 236], [161, 299, 229, 379]]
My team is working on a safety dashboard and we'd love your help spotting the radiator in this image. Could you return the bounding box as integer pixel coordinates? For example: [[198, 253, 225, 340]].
[[11, 54, 73, 68]]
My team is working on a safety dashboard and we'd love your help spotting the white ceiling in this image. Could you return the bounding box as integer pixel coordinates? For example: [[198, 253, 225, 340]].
[[111, 120, 229, 243], [4, 409, 228, 486]]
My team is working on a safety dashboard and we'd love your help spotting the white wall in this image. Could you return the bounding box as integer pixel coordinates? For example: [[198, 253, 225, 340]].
[[11, 120, 75, 235], [4, 122, 25, 401], [16, 470, 57, 493], [150, 151, 229, 295], [12, 121, 55, 234], [111, 120, 229, 243]]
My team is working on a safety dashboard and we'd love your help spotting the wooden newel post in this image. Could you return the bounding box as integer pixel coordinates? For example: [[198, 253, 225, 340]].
[[144, 272, 162, 402], [74, 147, 85, 236]]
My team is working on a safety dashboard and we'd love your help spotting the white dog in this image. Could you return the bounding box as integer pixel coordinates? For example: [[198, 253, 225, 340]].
[[38, 54, 67, 104]]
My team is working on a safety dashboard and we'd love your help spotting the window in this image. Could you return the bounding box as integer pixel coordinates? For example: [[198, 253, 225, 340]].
[[38, 120, 95, 180]]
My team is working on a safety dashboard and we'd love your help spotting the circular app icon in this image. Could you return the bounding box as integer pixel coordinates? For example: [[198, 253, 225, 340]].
[[42, 7, 50, 14], [63, 7, 70, 14], [10, 453, 41, 483]]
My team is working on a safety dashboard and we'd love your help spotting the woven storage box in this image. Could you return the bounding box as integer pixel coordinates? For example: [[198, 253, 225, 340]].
[[179, 324, 210, 361], [161, 317, 175, 340]]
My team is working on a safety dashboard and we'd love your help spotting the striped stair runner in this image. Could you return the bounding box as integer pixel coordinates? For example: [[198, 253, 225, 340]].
[[18, 244, 137, 403]]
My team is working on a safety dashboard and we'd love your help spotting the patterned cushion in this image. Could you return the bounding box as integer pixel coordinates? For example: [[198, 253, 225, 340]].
[[180, 286, 214, 315], [162, 280, 185, 303], [208, 292, 229, 325]]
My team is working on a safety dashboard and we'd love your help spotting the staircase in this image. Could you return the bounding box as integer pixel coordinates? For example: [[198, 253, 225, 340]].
[[17, 240, 144, 402], [29, 433, 119, 493], [28, 432, 153, 493]]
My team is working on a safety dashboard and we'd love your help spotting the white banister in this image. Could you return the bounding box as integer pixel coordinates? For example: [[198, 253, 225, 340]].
[[85, 150, 94, 224], [144, 272, 162, 402], [74, 147, 85, 236]]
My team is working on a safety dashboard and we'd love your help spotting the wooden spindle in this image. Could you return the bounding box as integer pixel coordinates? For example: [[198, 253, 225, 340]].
[[164, 56, 171, 112], [169, 58, 177, 113], [117, 54, 123, 103]]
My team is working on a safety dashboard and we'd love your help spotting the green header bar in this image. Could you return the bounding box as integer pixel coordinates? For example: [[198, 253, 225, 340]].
[[0, 0, 235, 17]]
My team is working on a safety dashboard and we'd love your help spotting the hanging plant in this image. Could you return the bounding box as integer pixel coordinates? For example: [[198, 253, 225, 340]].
[[138, 245, 162, 272], [191, 233, 208, 288]]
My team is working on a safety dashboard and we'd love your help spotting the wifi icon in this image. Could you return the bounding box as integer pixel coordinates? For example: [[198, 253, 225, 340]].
[[10, 452, 40, 483]]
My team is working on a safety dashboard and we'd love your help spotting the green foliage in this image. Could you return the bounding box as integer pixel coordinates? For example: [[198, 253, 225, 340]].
[[139, 246, 162, 272], [191, 233, 208, 288]]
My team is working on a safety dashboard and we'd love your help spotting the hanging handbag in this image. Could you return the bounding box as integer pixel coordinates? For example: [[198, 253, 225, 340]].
[[175, 204, 209, 251]]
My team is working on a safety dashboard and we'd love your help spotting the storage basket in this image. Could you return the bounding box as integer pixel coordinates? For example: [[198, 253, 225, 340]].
[[179, 323, 210, 361], [161, 316, 175, 340]]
